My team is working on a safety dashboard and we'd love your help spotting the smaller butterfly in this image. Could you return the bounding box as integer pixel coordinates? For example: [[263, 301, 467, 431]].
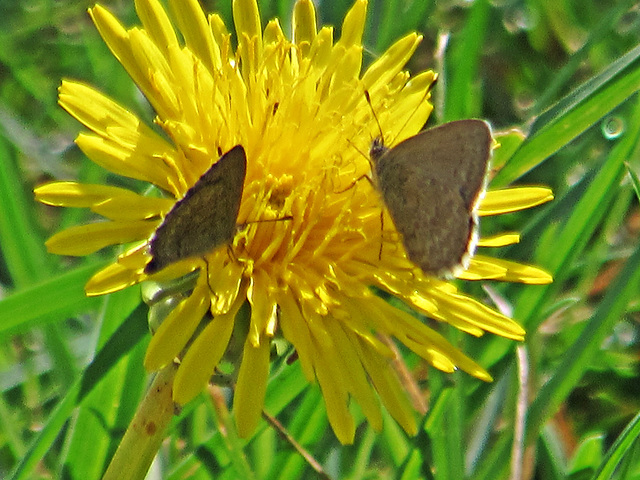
[[145, 145, 246, 274]]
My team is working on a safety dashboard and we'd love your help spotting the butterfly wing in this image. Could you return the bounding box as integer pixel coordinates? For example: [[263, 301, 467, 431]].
[[145, 145, 247, 274], [373, 120, 491, 275]]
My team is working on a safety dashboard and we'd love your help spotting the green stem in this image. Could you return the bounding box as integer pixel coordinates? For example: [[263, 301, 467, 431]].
[[102, 364, 177, 480]]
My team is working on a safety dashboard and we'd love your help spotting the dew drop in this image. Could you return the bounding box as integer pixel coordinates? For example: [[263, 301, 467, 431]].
[[616, 4, 640, 35], [602, 116, 625, 140], [503, 5, 538, 33]]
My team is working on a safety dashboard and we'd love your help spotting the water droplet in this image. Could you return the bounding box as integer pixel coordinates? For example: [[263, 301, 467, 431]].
[[602, 116, 625, 140], [566, 163, 587, 187], [514, 92, 535, 116], [489, 0, 515, 7], [616, 4, 640, 35], [503, 5, 538, 33], [610, 320, 637, 348]]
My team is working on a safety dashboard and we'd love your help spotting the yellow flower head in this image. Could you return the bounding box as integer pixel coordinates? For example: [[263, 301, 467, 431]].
[[35, 0, 553, 443]]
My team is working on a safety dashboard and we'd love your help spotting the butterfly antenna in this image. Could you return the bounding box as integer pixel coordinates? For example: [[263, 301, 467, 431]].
[[390, 74, 439, 146], [364, 90, 385, 144], [238, 216, 293, 229]]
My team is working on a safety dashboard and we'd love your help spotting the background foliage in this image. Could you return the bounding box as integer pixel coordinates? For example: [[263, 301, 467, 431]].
[[1, 0, 640, 478]]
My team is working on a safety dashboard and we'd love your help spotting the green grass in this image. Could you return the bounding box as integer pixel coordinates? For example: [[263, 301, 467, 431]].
[[2, 0, 640, 479]]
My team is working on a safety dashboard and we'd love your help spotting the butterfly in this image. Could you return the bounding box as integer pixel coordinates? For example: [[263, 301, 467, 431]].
[[145, 145, 246, 274], [369, 119, 492, 276]]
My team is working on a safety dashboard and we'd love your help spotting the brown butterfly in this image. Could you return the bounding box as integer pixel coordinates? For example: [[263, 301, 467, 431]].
[[370, 119, 492, 276], [145, 145, 246, 274]]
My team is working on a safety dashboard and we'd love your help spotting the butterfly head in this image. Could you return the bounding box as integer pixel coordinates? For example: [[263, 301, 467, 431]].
[[369, 136, 388, 164]]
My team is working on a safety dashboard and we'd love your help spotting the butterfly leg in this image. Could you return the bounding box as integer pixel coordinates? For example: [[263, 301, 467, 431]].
[[334, 171, 376, 195], [378, 208, 385, 261]]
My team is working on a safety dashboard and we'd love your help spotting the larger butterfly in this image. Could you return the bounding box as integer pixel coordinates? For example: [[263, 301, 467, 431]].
[[370, 119, 492, 276]]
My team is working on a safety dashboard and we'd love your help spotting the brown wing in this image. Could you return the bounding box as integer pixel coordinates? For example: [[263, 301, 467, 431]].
[[373, 120, 491, 274], [145, 145, 247, 274]]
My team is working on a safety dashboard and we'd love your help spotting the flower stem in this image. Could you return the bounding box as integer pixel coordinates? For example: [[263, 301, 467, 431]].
[[102, 364, 177, 480]]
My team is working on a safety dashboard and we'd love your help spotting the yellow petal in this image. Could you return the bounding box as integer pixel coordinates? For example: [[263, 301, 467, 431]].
[[35, 181, 174, 220], [168, 0, 221, 72], [74, 133, 178, 194], [293, 0, 317, 56], [361, 33, 422, 91], [354, 338, 416, 435], [144, 273, 211, 371], [85, 262, 143, 296], [479, 187, 554, 215], [234, 334, 271, 438], [209, 14, 231, 63], [35, 181, 136, 208], [135, 0, 178, 53], [206, 250, 245, 315], [326, 319, 383, 431], [89, 5, 150, 95], [233, 0, 263, 78], [478, 232, 521, 247], [313, 334, 355, 444], [337, 0, 367, 48], [277, 288, 316, 382], [173, 295, 244, 404], [432, 291, 526, 341], [467, 256, 553, 284], [46, 221, 155, 256], [92, 196, 172, 221]]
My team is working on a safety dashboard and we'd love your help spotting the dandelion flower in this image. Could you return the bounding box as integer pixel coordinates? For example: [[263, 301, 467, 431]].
[[35, 0, 553, 444]]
